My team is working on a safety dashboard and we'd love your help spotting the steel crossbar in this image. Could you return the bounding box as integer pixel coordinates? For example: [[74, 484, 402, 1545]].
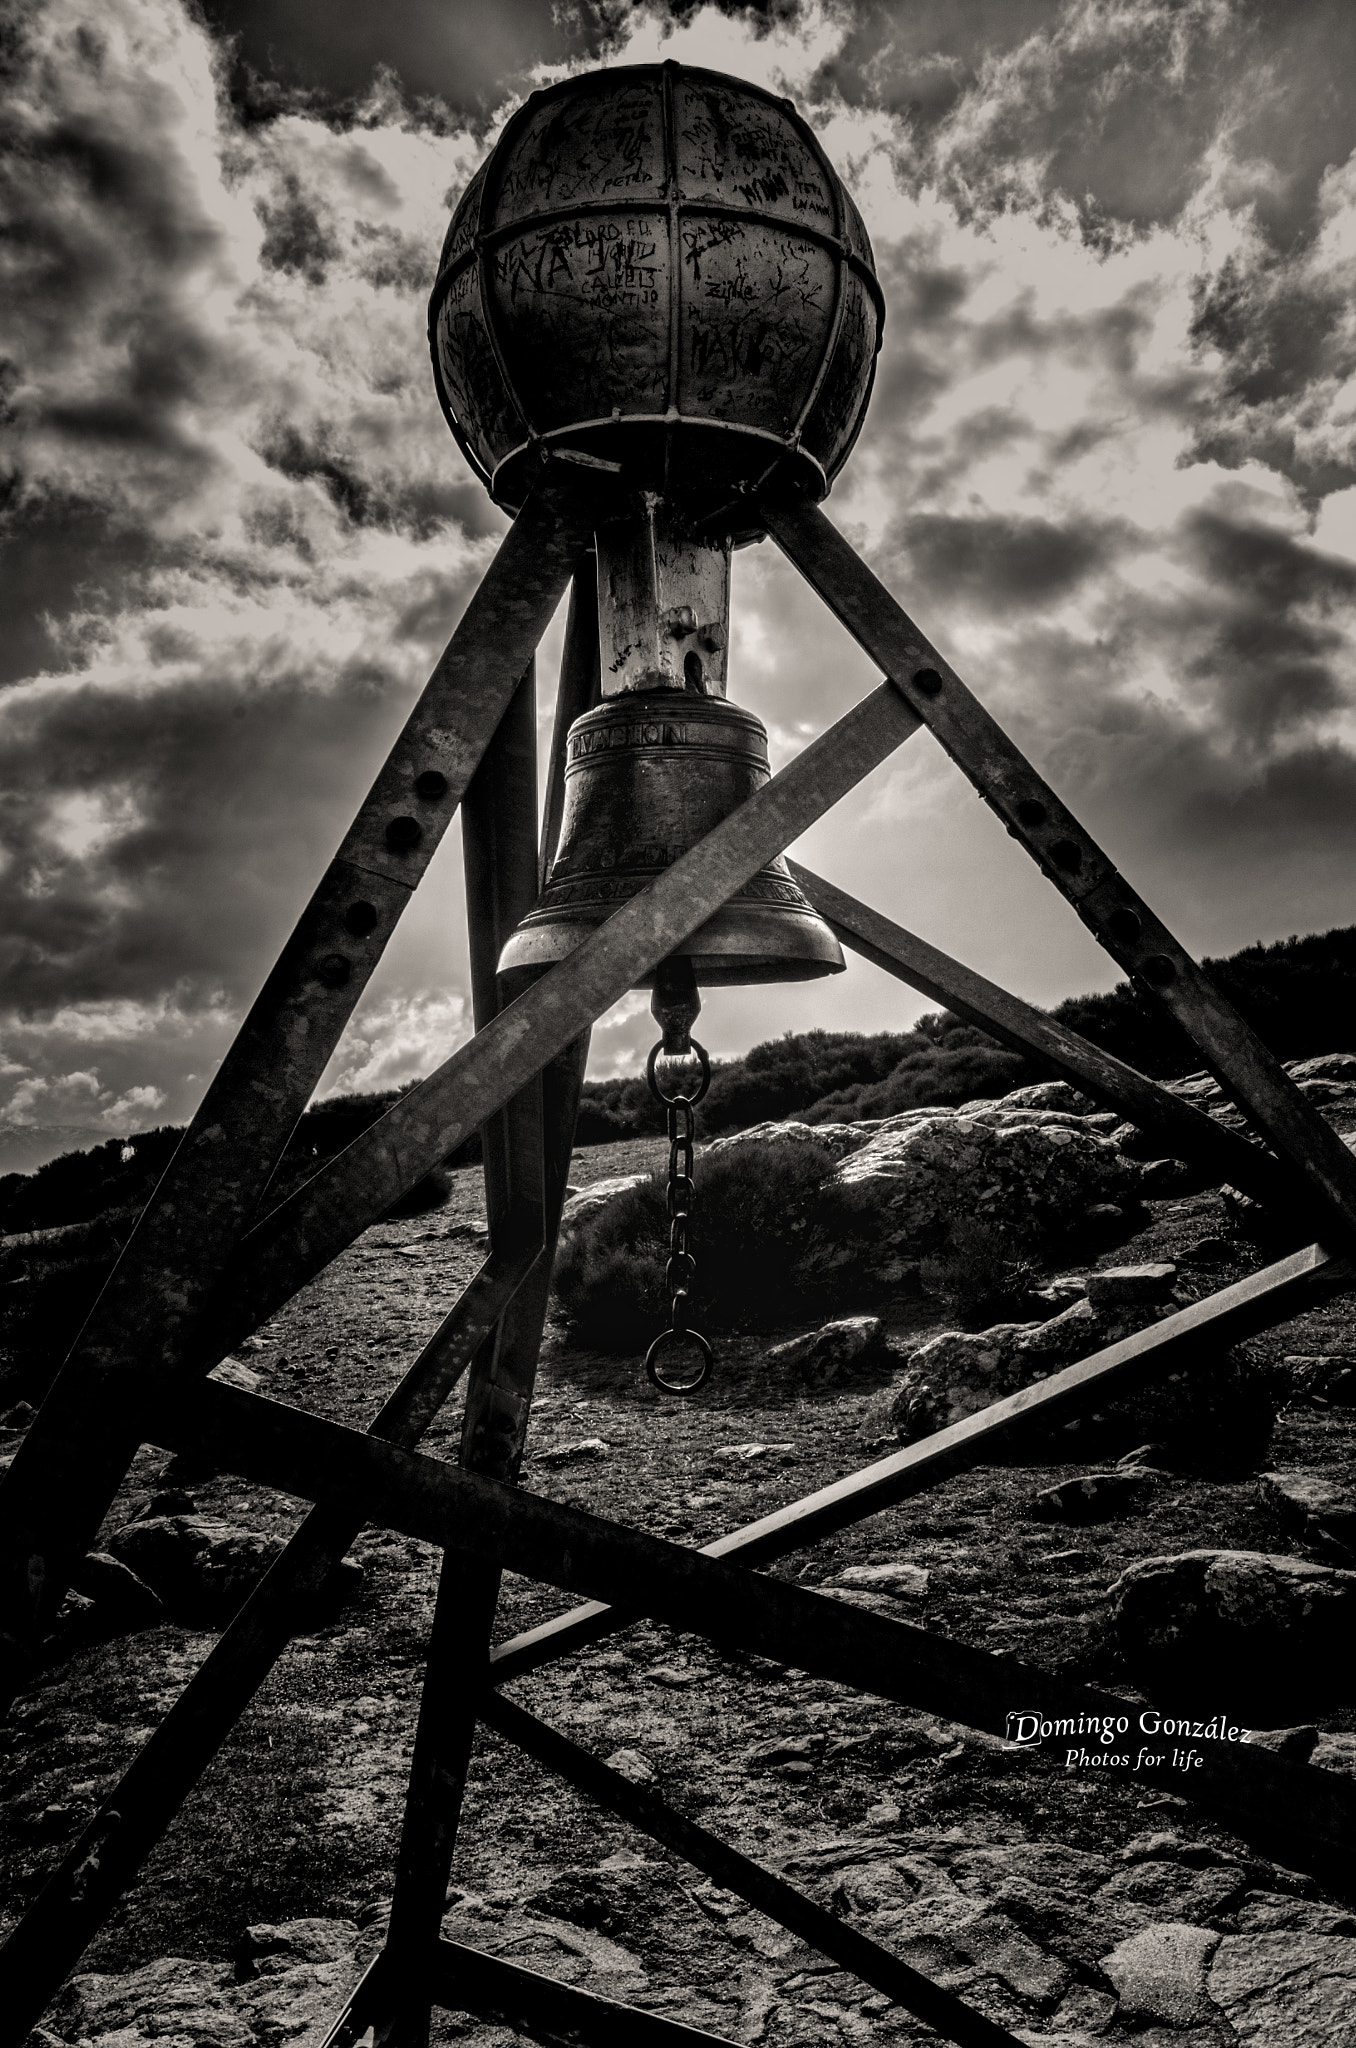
[[790, 864, 1298, 1214], [482, 1692, 1028, 2048], [488, 1238, 1349, 1681], [134, 1371, 1356, 1857]]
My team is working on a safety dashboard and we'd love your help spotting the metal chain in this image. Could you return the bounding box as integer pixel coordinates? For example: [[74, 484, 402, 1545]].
[[643, 1039, 713, 1395]]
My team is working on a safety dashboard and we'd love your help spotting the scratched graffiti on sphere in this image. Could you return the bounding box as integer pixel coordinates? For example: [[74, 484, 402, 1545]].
[[428, 64, 884, 530]]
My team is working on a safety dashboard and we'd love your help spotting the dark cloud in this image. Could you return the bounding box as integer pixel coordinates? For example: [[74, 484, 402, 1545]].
[[894, 509, 1115, 612], [4, 0, 1356, 1157]]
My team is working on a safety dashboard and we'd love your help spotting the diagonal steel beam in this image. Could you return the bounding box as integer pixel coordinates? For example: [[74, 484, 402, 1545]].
[[0, 1235, 543, 2038], [431, 1941, 743, 2045], [488, 1239, 1351, 1681], [790, 863, 1298, 1214], [319, 1941, 744, 2048], [382, 643, 582, 2047], [484, 1693, 1026, 2048], [0, 468, 599, 1674], [143, 1368, 1356, 1858], [765, 497, 1356, 1251], [211, 679, 922, 1344]]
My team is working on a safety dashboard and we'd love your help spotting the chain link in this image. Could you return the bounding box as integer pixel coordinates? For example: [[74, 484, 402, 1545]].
[[643, 1039, 713, 1394]]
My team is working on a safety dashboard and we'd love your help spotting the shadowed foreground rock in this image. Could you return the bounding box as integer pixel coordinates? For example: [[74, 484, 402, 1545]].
[[1109, 1548, 1356, 1711], [886, 1289, 1279, 1469]]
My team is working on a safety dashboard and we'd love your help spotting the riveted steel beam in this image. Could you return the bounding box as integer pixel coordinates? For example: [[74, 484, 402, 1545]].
[[791, 863, 1299, 1215], [0, 469, 599, 1681], [765, 497, 1356, 1252]]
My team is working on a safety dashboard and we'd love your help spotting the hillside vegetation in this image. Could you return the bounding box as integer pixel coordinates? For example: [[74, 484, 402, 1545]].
[[4, 921, 1355, 1241]]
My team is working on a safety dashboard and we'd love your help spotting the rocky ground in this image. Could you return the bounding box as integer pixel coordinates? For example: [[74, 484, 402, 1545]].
[[5, 1079, 1356, 2047]]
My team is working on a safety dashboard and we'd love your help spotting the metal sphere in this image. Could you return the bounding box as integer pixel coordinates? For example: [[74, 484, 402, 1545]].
[[428, 62, 884, 536]]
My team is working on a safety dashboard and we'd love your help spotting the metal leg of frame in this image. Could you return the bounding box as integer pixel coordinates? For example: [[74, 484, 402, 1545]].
[[379, 614, 595, 2040]]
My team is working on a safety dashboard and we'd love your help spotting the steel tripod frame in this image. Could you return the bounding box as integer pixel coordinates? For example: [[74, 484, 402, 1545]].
[[2, 481, 1354, 2048]]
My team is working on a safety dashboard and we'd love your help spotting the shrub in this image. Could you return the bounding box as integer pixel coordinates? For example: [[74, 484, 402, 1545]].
[[918, 1218, 1043, 1331], [551, 1139, 836, 1352]]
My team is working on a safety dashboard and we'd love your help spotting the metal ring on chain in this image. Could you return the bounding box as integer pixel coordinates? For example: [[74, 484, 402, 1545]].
[[644, 1325, 714, 1395], [646, 1038, 711, 1106]]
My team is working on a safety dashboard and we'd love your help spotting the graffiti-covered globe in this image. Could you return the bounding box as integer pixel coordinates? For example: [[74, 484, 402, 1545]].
[[428, 63, 883, 538]]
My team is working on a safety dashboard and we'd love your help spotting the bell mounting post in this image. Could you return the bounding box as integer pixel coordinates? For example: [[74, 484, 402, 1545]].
[[3, 58, 1355, 2048]]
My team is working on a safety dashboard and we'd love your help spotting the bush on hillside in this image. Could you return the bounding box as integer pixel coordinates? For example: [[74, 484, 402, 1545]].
[[1051, 924, 1356, 1077], [551, 1138, 836, 1352], [918, 1217, 1044, 1331], [805, 1022, 1037, 1124]]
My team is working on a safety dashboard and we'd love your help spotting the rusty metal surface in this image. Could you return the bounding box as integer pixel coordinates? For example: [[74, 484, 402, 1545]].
[[790, 862, 1301, 1214], [766, 496, 1356, 1256], [0, 469, 596, 1685], [595, 497, 732, 696], [484, 1695, 1026, 2048], [219, 680, 921, 1334], [151, 1372, 1356, 1857], [489, 1238, 1349, 1683], [429, 65, 883, 532], [501, 689, 844, 983]]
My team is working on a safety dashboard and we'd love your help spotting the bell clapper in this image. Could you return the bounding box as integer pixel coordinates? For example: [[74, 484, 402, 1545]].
[[643, 957, 714, 1397]]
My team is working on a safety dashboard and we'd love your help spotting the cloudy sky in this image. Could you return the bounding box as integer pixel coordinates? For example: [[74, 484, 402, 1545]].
[[3, 0, 1356, 1172]]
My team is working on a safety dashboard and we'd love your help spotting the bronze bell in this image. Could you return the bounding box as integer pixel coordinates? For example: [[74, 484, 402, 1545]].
[[498, 498, 845, 988]]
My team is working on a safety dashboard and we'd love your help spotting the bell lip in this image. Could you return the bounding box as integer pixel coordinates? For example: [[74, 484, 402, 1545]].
[[497, 908, 846, 985]]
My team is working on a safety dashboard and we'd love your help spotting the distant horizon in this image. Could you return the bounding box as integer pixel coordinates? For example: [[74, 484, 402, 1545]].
[[6, 904, 1354, 1179]]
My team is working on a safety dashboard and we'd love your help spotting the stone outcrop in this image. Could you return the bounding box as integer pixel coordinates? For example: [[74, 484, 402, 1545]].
[[43, 1918, 362, 2048], [886, 1292, 1275, 1467], [1108, 1548, 1356, 1705], [808, 1112, 1140, 1286], [105, 1513, 360, 1629]]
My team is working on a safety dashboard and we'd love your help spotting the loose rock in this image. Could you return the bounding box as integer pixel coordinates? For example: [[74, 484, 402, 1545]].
[[107, 1515, 288, 1627], [766, 1315, 885, 1387], [1085, 1262, 1177, 1308], [1286, 1355, 1356, 1405], [1101, 1921, 1220, 2027], [536, 1436, 610, 1464], [1260, 1468, 1356, 1559], [829, 1561, 929, 1597]]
